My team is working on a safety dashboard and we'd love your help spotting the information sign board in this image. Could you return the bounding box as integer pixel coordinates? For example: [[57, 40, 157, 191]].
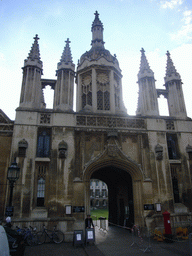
[[73, 206, 85, 213], [144, 204, 154, 210], [85, 228, 95, 245], [73, 230, 84, 247]]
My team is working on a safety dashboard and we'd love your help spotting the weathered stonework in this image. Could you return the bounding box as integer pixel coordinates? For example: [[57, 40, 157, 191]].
[[1, 12, 192, 240]]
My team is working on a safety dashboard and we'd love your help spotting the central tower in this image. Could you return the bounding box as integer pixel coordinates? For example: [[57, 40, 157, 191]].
[[76, 11, 126, 115]]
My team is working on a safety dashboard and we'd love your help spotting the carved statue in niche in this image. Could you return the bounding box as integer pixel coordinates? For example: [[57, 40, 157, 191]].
[[58, 140, 68, 159], [155, 144, 163, 160]]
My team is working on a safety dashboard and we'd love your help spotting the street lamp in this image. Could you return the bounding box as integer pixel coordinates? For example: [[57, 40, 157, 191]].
[[7, 159, 20, 208]]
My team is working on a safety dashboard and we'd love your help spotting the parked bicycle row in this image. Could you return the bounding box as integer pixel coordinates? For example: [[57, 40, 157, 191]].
[[16, 224, 64, 246], [9, 223, 64, 247]]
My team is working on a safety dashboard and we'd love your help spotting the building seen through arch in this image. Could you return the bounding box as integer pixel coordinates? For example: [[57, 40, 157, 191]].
[[90, 179, 108, 209], [0, 11, 192, 242]]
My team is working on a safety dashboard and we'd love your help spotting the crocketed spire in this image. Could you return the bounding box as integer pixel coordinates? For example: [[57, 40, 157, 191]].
[[60, 38, 73, 63], [57, 38, 75, 71], [27, 34, 41, 61], [91, 11, 104, 32], [164, 51, 181, 83], [24, 34, 42, 70], [138, 48, 154, 79]]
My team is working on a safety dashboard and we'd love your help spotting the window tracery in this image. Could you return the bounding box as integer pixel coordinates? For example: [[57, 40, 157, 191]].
[[114, 73, 120, 109], [81, 72, 92, 108], [96, 70, 110, 110], [37, 128, 51, 157], [36, 163, 48, 207]]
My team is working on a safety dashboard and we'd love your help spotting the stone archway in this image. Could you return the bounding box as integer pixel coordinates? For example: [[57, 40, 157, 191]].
[[83, 155, 144, 227]]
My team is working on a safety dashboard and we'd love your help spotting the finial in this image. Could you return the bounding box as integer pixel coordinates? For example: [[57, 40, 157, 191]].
[[33, 34, 39, 41], [65, 38, 71, 45], [94, 11, 99, 18], [141, 48, 145, 54], [166, 51, 170, 57]]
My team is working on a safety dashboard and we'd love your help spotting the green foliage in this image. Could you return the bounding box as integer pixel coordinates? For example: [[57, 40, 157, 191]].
[[91, 209, 109, 220]]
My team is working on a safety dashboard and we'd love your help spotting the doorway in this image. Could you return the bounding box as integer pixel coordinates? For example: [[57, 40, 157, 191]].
[[90, 165, 134, 228]]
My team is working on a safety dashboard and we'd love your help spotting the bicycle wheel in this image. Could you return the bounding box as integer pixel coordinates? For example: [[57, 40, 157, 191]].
[[52, 230, 64, 244], [36, 231, 46, 245], [26, 234, 37, 246]]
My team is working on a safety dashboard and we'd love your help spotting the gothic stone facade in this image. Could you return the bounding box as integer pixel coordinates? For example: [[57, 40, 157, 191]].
[[2, 12, 192, 240], [0, 110, 13, 218]]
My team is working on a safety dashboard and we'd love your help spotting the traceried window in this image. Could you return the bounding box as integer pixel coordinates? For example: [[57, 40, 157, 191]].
[[167, 134, 179, 159], [81, 72, 92, 109], [114, 73, 120, 109], [36, 163, 48, 207], [37, 178, 45, 207], [95, 189, 100, 197], [37, 128, 51, 157], [170, 164, 180, 203], [96, 70, 110, 111], [97, 90, 103, 110]]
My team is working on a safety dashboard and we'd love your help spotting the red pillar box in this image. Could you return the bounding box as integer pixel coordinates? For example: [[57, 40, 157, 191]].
[[163, 210, 173, 242]]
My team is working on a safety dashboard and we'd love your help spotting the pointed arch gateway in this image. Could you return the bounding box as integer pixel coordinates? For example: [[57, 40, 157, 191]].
[[83, 139, 145, 227]]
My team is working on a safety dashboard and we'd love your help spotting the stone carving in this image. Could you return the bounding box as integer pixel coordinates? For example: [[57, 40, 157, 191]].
[[18, 139, 28, 157], [155, 144, 163, 160], [107, 144, 118, 157], [76, 115, 145, 129], [58, 140, 68, 158], [40, 113, 51, 124], [166, 120, 175, 130]]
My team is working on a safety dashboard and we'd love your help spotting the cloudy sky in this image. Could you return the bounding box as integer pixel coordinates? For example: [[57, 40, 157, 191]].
[[1, 0, 192, 120]]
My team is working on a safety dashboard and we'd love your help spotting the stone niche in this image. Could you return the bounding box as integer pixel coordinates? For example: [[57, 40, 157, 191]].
[[58, 140, 68, 158], [155, 144, 163, 160]]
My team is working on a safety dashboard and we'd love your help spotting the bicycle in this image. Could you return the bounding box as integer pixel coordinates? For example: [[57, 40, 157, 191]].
[[36, 225, 64, 244], [16, 226, 38, 246]]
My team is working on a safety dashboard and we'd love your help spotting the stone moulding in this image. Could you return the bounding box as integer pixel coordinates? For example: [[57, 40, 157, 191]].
[[76, 115, 146, 129], [83, 136, 144, 181]]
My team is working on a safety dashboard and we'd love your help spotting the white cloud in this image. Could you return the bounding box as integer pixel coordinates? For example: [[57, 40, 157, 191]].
[[183, 10, 192, 25], [160, 0, 183, 9], [170, 8, 192, 43]]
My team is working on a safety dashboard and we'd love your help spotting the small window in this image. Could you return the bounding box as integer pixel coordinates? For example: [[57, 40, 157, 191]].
[[37, 178, 45, 207], [167, 134, 179, 159], [36, 162, 48, 207], [37, 129, 51, 157]]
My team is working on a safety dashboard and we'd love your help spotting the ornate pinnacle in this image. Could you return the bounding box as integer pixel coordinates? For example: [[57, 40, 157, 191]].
[[165, 51, 180, 79], [60, 38, 73, 63], [138, 48, 153, 77], [28, 34, 41, 61]]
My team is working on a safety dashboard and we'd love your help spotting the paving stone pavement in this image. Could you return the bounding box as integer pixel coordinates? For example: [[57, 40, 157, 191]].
[[24, 224, 191, 256], [95, 225, 191, 256]]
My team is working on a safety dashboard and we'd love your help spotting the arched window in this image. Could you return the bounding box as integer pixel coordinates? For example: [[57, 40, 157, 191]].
[[167, 134, 179, 159], [37, 130, 51, 157], [36, 162, 48, 207], [37, 177, 45, 207]]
